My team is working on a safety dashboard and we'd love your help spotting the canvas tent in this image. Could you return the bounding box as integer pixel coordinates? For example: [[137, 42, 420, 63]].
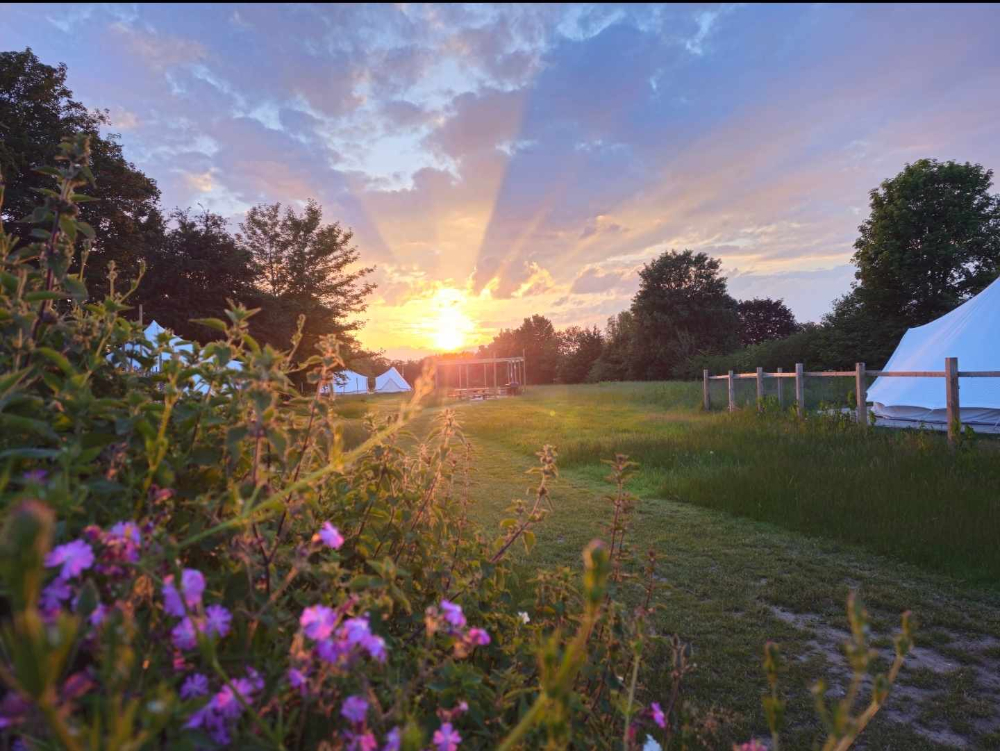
[[113, 320, 242, 391], [374, 367, 411, 393], [867, 276, 1000, 430], [324, 370, 369, 395]]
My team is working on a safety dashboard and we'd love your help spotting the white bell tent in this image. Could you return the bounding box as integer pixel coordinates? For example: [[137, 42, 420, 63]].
[[867, 276, 1000, 430], [374, 367, 412, 393], [114, 320, 242, 391], [324, 370, 370, 395]]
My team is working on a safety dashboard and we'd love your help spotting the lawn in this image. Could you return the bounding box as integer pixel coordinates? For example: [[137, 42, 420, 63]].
[[341, 383, 1000, 748]]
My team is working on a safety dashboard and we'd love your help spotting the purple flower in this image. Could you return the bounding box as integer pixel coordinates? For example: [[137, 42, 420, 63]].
[[171, 617, 198, 650], [108, 521, 142, 546], [40, 578, 73, 611], [316, 637, 348, 664], [287, 667, 309, 696], [650, 701, 666, 729], [22, 469, 47, 484], [45, 539, 94, 580], [439, 600, 466, 629], [163, 569, 205, 617], [362, 633, 387, 663], [341, 616, 371, 645], [89, 603, 108, 627], [181, 673, 210, 699], [465, 628, 490, 647], [433, 722, 462, 751], [317, 522, 344, 549], [341, 695, 368, 724], [383, 727, 401, 751], [735, 742, 767, 751], [300, 605, 337, 640], [202, 604, 232, 638]]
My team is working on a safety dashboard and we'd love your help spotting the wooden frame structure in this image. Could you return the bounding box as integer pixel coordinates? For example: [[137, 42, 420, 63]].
[[434, 353, 527, 400], [703, 358, 1000, 446]]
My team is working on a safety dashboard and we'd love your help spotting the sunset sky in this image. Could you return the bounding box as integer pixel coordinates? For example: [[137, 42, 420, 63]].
[[5, 4, 1000, 358]]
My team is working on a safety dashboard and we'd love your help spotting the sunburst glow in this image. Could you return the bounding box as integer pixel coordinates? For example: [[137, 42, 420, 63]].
[[428, 288, 476, 352]]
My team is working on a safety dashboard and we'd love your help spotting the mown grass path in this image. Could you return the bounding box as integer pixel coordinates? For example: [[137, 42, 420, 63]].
[[355, 384, 1000, 748]]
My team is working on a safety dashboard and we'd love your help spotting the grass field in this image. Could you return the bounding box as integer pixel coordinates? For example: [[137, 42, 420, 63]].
[[338, 383, 1000, 748]]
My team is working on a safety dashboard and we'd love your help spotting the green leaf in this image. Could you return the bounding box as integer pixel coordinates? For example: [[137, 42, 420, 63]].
[[193, 318, 229, 333], [34, 347, 75, 376], [24, 291, 65, 302]]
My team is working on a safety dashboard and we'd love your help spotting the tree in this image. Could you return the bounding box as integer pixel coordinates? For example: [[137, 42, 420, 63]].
[[136, 209, 256, 342], [629, 250, 739, 379], [587, 311, 636, 382], [236, 200, 376, 359], [557, 325, 604, 383], [853, 159, 1000, 329], [480, 315, 561, 384], [736, 297, 799, 347], [0, 48, 162, 299]]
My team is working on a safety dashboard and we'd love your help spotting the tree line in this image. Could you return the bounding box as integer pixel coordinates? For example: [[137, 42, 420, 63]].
[[394, 157, 1000, 386], [1, 49, 375, 367]]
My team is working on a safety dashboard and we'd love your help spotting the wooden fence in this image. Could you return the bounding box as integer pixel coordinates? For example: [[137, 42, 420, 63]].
[[703, 358, 1000, 445]]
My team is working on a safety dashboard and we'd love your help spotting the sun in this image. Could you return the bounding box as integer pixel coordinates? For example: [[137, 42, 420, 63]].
[[428, 288, 476, 352]]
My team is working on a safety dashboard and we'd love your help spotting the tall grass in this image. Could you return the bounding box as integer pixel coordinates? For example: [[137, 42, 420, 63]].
[[453, 383, 1000, 585]]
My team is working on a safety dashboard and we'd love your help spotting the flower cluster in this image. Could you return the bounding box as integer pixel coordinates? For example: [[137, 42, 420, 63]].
[[41, 519, 150, 625], [184, 669, 264, 745], [424, 599, 491, 658], [162, 569, 231, 650], [296, 605, 387, 671]]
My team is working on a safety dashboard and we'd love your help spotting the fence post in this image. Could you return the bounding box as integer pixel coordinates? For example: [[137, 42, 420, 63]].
[[756, 367, 765, 412], [795, 363, 805, 418], [776, 367, 784, 408], [703, 369, 710, 411], [727, 370, 736, 412], [946, 356, 960, 446], [855, 362, 868, 426]]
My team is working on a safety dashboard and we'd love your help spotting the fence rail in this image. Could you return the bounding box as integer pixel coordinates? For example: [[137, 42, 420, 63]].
[[702, 358, 999, 445]]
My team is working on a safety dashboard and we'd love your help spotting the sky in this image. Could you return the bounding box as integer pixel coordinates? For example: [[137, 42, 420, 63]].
[[4, 4, 1000, 358]]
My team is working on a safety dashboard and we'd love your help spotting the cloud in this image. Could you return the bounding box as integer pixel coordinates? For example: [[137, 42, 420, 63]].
[[7, 2, 1000, 357]]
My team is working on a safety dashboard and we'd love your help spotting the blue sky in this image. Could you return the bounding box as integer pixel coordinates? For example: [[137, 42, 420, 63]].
[[4, 3, 1000, 356]]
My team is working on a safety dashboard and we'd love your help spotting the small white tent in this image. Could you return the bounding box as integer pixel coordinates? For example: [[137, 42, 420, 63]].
[[867, 276, 1000, 429], [324, 370, 369, 395], [374, 367, 411, 393]]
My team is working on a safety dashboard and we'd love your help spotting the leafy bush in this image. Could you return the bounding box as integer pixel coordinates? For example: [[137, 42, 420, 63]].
[[0, 137, 913, 750]]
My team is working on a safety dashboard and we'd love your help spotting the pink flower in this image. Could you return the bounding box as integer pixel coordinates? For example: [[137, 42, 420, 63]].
[[300, 605, 337, 640], [317, 522, 344, 549], [341, 695, 368, 724], [45, 539, 94, 580], [163, 569, 205, 617], [342, 616, 372, 645], [439, 600, 466, 629], [180, 673, 209, 699], [465, 628, 490, 647], [433, 722, 462, 751], [735, 742, 767, 751], [346, 732, 378, 751], [650, 701, 666, 729], [202, 604, 232, 638], [171, 617, 198, 650]]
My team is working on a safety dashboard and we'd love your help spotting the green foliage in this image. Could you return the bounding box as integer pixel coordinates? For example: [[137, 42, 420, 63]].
[[556, 325, 604, 384], [236, 200, 376, 361], [0, 48, 163, 302], [736, 298, 799, 347], [629, 250, 740, 379], [853, 158, 1000, 328]]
